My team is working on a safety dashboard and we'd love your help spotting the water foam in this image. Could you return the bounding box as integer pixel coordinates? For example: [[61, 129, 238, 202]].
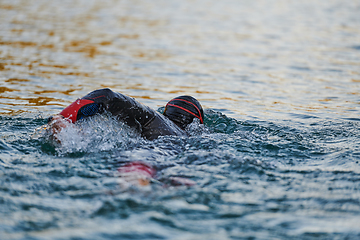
[[42, 114, 141, 155]]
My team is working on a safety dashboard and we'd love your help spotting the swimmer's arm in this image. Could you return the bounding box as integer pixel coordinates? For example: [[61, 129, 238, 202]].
[[47, 88, 158, 138]]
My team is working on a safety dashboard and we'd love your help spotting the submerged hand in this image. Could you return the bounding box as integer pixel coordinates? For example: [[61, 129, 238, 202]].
[[117, 162, 156, 187]]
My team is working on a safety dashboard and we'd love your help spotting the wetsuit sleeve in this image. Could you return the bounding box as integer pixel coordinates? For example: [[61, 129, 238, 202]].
[[59, 88, 186, 140], [60, 88, 155, 130]]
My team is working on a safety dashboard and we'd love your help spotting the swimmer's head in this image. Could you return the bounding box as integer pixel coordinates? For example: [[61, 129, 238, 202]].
[[164, 96, 204, 129]]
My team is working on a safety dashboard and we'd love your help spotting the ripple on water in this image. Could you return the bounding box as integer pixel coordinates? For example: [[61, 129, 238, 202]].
[[1, 0, 360, 238], [1, 108, 360, 239]]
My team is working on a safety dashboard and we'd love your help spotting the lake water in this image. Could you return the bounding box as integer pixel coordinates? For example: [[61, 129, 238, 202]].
[[1, 0, 360, 239]]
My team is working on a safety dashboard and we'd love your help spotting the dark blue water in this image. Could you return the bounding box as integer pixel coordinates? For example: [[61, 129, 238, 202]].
[[1, 110, 360, 239], [1, 0, 360, 239]]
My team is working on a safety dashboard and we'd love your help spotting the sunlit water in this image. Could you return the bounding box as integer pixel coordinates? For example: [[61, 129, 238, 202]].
[[1, 0, 360, 239]]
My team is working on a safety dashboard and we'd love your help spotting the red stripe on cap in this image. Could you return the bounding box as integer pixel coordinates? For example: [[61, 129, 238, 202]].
[[166, 103, 203, 124], [166, 98, 203, 123], [60, 99, 94, 123]]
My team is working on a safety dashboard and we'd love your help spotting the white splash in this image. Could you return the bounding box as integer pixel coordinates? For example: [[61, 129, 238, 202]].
[[46, 114, 141, 155]]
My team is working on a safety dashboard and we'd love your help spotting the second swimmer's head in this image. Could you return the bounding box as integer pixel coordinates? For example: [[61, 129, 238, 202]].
[[163, 96, 204, 129]]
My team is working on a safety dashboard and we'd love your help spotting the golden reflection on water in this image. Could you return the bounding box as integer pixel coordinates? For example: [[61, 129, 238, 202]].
[[0, 87, 17, 94], [0, 0, 359, 120]]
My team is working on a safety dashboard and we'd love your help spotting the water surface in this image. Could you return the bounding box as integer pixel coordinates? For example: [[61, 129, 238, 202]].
[[1, 0, 360, 239]]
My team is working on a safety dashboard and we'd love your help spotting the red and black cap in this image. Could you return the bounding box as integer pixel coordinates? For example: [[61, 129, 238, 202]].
[[164, 96, 204, 129]]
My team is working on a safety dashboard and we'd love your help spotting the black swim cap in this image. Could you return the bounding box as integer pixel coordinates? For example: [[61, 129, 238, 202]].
[[164, 96, 204, 129]]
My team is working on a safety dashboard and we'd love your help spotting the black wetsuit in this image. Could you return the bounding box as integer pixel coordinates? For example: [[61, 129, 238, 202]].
[[59, 88, 187, 140]]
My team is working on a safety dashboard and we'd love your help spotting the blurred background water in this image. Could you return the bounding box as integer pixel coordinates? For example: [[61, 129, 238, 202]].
[[1, 0, 360, 239]]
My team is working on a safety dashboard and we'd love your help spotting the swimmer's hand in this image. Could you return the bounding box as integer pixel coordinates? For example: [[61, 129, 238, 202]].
[[47, 115, 70, 142]]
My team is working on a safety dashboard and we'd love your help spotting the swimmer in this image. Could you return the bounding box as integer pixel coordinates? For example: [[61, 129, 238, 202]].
[[47, 88, 204, 140], [47, 88, 201, 187]]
